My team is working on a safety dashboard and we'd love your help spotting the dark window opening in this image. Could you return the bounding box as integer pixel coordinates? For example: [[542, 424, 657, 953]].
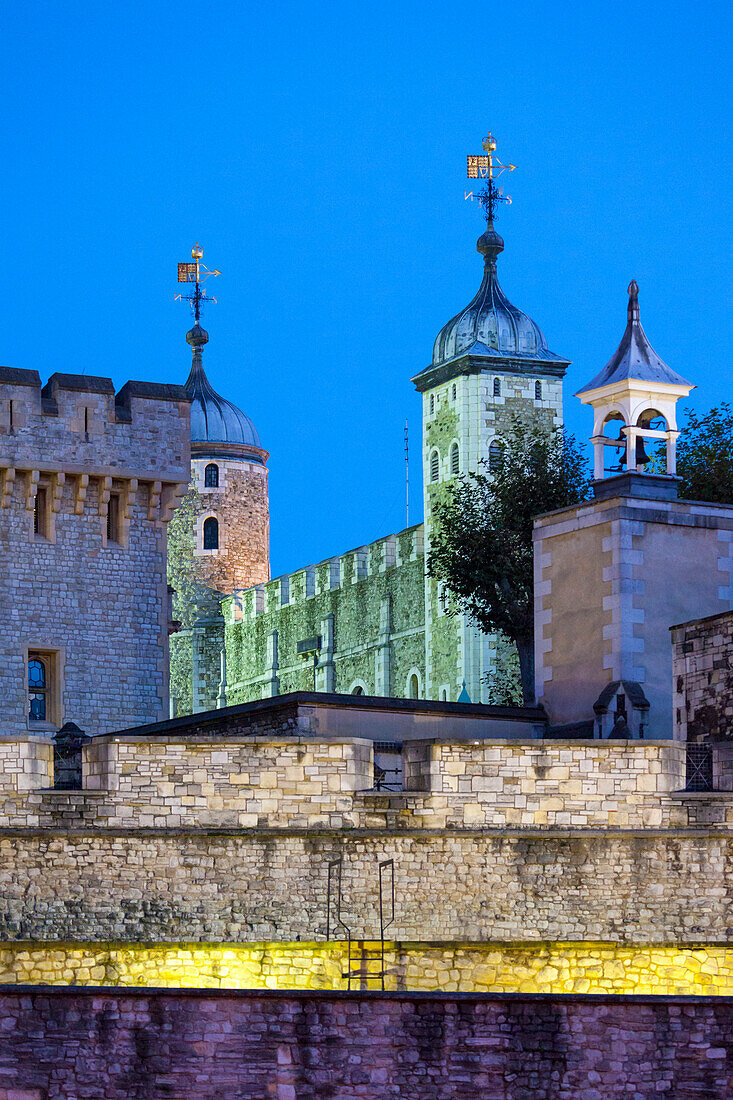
[[430, 451, 439, 482], [34, 487, 48, 538], [535, 381, 542, 400], [408, 674, 419, 699], [352, 685, 365, 695], [204, 463, 219, 488], [203, 516, 219, 550], [493, 377, 501, 397], [28, 655, 48, 722], [107, 494, 121, 544], [489, 439, 504, 472], [450, 442, 460, 476]]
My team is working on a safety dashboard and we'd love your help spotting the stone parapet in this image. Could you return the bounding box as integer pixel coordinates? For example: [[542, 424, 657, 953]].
[[0, 733, 719, 830], [0, 737, 53, 794]]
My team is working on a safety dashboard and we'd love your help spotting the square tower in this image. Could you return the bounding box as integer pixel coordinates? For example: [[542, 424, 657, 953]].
[[412, 220, 568, 702], [0, 368, 190, 737]]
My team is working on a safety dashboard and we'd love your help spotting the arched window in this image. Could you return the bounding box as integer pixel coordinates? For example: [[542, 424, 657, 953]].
[[408, 674, 419, 699], [352, 685, 365, 696], [489, 439, 504, 473], [28, 657, 47, 721], [430, 450, 439, 483], [493, 377, 501, 397], [450, 442, 460, 476], [204, 463, 219, 488], [203, 516, 219, 550], [535, 381, 542, 400]]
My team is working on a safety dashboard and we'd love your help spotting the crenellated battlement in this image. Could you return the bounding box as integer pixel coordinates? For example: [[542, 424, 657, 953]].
[[230, 524, 425, 622], [0, 368, 190, 481]]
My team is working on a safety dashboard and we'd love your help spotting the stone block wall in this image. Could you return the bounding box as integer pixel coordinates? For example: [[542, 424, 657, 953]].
[[0, 988, 731, 1100], [0, 734, 700, 831], [0, 369, 190, 737], [672, 609, 733, 742], [0, 830, 730, 944], [405, 739, 687, 828], [534, 494, 733, 738], [80, 735, 374, 827], [0, 737, 52, 794]]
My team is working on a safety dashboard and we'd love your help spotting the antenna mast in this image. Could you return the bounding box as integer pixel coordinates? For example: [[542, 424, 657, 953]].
[[404, 420, 409, 528]]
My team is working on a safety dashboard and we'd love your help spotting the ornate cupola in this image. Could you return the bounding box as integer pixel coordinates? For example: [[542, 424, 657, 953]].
[[576, 281, 693, 495]]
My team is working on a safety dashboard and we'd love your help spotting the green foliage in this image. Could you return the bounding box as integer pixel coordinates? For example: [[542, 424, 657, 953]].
[[668, 404, 733, 504], [484, 635, 523, 706], [427, 416, 592, 702]]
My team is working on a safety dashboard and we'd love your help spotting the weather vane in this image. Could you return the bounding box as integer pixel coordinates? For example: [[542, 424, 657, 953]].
[[465, 131, 516, 222], [175, 243, 221, 323]]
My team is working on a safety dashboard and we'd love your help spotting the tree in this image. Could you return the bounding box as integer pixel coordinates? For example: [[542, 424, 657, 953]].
[[427, 417, 592, 704], [669, 404, 733, 504]]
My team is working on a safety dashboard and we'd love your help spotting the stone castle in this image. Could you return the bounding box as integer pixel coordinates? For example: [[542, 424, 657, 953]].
[[169, 216, 566, 714], [1, 164, 733, 1096]]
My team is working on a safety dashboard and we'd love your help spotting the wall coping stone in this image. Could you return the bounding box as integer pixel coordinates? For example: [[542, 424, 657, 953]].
[[0, 825, 729, 839], [1, 984, 732, 1004]]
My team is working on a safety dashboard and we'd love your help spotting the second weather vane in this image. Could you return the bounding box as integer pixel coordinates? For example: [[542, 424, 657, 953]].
[[465, 131, 516, 222], [175, 243, 221, 324]]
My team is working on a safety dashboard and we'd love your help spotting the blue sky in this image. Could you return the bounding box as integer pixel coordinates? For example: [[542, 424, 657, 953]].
[[1, 0, 729, 576]]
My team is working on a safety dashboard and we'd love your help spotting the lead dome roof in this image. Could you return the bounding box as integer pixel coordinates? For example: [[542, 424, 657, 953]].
[[430, 225, 568, 369], [184, 324, 262, 450]]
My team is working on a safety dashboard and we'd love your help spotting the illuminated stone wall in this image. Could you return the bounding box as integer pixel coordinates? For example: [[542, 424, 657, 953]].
[[1, 940, 732, 995], [1, 830, 730, 944], [0, 987, 730, 1099]]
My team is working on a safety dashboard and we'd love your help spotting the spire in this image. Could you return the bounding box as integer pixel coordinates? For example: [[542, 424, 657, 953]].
[[627, 279, 640, 323], [576, 281, 691, 394]]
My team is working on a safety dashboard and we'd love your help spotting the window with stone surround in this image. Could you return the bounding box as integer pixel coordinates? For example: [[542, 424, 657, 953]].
[[27, 649, 62, 726], [429, 394, 434, 415], [204, 463, 219, 488], [408, 673, 420, 699], [535, 381, 542, 400], [430, 450, 439, 482], [493, 377, 501, 397], [452, 383, 456, 401], [203, 516, 219, 550]]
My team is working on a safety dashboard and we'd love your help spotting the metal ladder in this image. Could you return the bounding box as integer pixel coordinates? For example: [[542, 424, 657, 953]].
[[326, 857, 395, 990]]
